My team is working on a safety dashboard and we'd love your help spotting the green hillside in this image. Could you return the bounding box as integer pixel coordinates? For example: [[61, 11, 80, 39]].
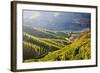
[[23, 32, 69, 60], [23, 41, 48, 60], [23, 32, 67, 48], [24, 31, 91, 62]]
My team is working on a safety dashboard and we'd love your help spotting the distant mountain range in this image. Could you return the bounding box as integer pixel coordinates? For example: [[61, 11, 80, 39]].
[[24, 23, 90, 32]]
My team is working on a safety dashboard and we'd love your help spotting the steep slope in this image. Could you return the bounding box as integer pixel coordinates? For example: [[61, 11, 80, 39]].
[[24, 31, 91, 62], [23, 32, 69, 60]]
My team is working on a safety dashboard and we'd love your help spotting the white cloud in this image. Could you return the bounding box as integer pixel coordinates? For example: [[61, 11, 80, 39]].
[[30, 12, 40, 19], [54, 12, 60, 17], [73, 19, 80, 24], [23, 11, 40, 20]]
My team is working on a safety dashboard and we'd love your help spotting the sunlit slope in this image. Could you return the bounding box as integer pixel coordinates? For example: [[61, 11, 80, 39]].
[[24, 31, 91, 62], [23, 32, 69, 60]]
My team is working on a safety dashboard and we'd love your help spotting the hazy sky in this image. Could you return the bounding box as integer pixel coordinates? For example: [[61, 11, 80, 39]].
[[23, 10, 91, 31]]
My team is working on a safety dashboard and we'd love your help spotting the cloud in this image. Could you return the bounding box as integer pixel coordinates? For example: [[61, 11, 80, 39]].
[[23, 11, 40, 20], [30, 12, 40, 19], [73, 19, 80, 24], [54, 12, 60, 17]]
